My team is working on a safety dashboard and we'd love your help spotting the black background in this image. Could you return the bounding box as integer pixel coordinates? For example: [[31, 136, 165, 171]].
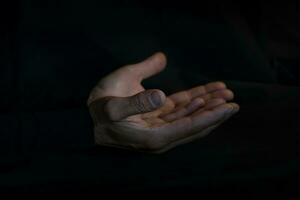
[[1, 0, 300, 198]]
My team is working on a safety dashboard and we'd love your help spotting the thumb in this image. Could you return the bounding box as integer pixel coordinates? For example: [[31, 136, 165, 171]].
[[129, 52, 167, 81], [104, 89, 166, 121]]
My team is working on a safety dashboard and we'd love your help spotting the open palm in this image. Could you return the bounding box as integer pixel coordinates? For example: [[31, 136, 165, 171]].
[[88, 52, 239, 153]]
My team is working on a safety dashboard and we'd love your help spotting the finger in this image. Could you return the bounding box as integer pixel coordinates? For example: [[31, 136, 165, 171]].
[[189, 98, 226, 117], [188, 81, 227, 99], [155, 108, 236, 153], [187, 102, 239, 134], [160, 98, 226, 123], [104, 89, 166, 121], [128, 52, 167, 81], [158, 103, 239, 144], [199, 89, 234, 102], [168, 81, 227, 106], [161, 97, 205, 122]]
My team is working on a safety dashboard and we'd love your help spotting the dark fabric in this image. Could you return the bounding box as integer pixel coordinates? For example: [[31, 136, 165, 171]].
[[1, 0, 300, 197]]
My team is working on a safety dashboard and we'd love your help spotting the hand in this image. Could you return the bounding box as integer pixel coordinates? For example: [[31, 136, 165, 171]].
[[88, 52, 239, 153]]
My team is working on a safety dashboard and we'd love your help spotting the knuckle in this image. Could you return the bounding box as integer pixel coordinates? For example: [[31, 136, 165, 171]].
[[132, 94, 151, 113]]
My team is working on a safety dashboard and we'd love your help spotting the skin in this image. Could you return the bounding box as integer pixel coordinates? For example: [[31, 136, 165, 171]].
[[87, 52, 239, 153]]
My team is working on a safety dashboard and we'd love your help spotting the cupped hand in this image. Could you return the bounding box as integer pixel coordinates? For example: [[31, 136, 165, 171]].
[[88, 52, 239, 153]]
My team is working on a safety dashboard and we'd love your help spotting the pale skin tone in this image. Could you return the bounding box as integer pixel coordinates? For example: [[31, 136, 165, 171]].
[[88, 52, 239, 153]]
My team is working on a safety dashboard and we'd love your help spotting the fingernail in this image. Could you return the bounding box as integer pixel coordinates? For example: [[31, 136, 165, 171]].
[[150, 91, 162, 107], [226, 107, 234, 115], [228, 107, 239, 116]]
